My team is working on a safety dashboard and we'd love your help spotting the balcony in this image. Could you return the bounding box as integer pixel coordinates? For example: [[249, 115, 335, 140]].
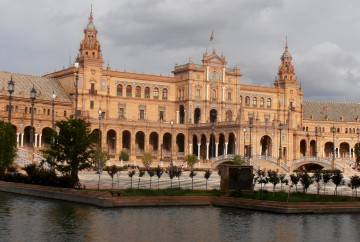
[[89, 89, 97, 95]]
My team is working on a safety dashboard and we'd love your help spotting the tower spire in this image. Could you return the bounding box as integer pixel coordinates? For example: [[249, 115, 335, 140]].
[[89, 4, 93, 23]]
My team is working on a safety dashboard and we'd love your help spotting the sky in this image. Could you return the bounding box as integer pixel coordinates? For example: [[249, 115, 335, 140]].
[[1, 0, 360, 102]]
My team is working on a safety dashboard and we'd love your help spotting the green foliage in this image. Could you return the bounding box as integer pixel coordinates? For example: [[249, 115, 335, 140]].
[[312, 170, 322, 199], [93, 149, 108, 171], [348, 175, 360, 197], [154, 165, 164, 189], [104, 165, 121, 190], [120, 188, 220, 197], [147, 168, 155, 189], [267, 169, 280, 197], [290, 173, 300, 192], [185, 154, 198, 169], [0, 121, 17, 176], [322, 171, 332, 194], [42, 117, 96, 187], [141, 152, 153, 168], [189, 170, 197, 190], [233, 155, 246, 165], [119, 151, 129, 161], [299, 171, 314, 194], [204, 169, 212, 190], [331, 171, 344, 195]]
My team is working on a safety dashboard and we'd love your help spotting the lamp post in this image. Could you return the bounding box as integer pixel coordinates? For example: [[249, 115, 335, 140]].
[[357, 128, 360, 169], [332, 125, 336, 170], [170, 120, 174, 167], [315, 127, 319, 158], [97, 108, 103, 189], [249, 119, 253, 158], [74, 62, 79, 118], [279, 123, 283, 160], [7, 76, 15, 123], [52, 91, 56, 129], [29, 86, 37, 149], [211, 122, 215, 158], [243, 128, 246, 158]]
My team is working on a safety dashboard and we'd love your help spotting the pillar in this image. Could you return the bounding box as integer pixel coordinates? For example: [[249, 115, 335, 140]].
[[206, 143, 209, 160], [21, 133, 24, 147], [34, 134, 38, 148], [16, 133, 20, 147], [197, 143, 201, 159], [39, 134, 42, 147], [189, 143, 193, 155], [215, 143, 219, 157], [176, 111, 179, 124], [225, 142, 228, 155]]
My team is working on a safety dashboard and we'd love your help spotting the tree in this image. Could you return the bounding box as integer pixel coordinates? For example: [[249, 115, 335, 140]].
[[233, 155, 246, 165], [348, 175, 360, 197], [141, 152, 153, 168], [331, 171, 344, 196], [312, 170, 322, 199], [290, 173, 300, 192], [167, 166, 177, 189], [185, 154, 198, 169], [299, 171, 313, 194], [175, 166, 183, 188], [43, 117, 96, 187], [0, 121, 17, 177], [137, 169, 145, 189], [279, 173, 288, 190], [104, 165, 119, 190], [267, 170, 280, 198], [155, 165, 164, 189], [322, 171, 332, 194], [185, 154, 198, 190], [119, 151, 129, 161], [147, 168, 155, 189], [204, 169, 212, 190], [128, 168, 136, 189]]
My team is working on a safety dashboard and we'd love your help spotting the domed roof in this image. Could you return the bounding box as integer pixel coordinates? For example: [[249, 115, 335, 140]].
[[87, 22, 96, 30], [282, 50, 292, 58]]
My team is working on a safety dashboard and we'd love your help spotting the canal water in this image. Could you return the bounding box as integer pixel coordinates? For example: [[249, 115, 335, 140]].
[[1, 192, 360, 242]]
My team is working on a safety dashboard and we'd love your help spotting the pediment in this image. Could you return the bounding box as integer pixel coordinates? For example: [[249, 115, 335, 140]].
[[203, 53, 227, 66]]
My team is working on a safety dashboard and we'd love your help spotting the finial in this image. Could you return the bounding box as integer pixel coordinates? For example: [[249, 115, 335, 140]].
[[89, 4, 93, 23], [285, 36, 288, 51]]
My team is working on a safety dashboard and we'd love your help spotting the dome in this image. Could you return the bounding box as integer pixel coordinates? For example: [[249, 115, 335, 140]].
[[282, 50, 292, 59], [87, 22, 96, 30]]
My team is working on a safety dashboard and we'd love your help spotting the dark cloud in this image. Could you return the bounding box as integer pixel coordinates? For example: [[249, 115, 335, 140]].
[[1, 0, 360, 101]]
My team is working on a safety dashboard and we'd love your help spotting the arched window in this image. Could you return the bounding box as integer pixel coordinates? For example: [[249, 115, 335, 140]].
[[126, 85, 132, 97], [162, 88, 168, 100], [239, 95, 242, 104], [43, 109, 46, 115], [154, 88, 159, 99], [267, 98, 271, 108], [253, 97, 257, 107], [260, 98, 264, 107], [135, 86, 141, 98], [144, 87, 150, 98], [345, 128, 348, 133], [245, 96, 250, 106], [117, 84, 123, 97]]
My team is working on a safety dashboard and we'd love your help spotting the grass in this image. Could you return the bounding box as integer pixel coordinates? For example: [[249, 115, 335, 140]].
[[101, 188, 221, 197], [231, 190, 360, 203]]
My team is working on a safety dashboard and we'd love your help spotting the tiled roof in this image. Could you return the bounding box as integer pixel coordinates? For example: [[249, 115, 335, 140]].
[[0, 71, 72, 103], [303, 100, 360, 122]]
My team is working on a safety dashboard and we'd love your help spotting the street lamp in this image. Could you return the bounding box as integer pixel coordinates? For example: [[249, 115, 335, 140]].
[[211, 122, 215, 158], [74, 62, 79, 118], [249, 118, 253, 158], [243, 128, 246, 158], [279, 123, 283, 160], [97, 108, 104, 189], [357, 128, 360, 170], [170, 120, 174, 167], [7, 76, 15, 123], [52, 91, 56, 129], [315, 127, 319, 158], [29, 86, 37, 149], [331, 125, 336, 169]]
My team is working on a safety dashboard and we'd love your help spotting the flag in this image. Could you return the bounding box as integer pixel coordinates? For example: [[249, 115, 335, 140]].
[[322, 106, 329, 112], [210, 31, 214, 42]]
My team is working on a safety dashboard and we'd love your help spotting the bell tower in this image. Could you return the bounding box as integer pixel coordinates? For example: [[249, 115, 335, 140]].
[[274, 39, 297, 88], [77, 9, 103, 67]]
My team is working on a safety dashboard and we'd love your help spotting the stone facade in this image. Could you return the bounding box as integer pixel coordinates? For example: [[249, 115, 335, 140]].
[[1, 10, 360, 170]]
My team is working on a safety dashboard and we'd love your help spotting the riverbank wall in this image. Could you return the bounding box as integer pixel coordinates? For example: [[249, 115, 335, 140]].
[[1, 181, 360, 214]]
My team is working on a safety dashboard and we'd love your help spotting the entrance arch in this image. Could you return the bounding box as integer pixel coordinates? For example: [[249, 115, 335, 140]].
[[324, 142, 333, 158], [260, 135, 272, 156], [228, 133, 235, 154], [106, 130, 117, 156], [300, 139, 306, 156], [122, 130, 131, 154], [135, 131, 145, 155], [339, 142, 350, 158]]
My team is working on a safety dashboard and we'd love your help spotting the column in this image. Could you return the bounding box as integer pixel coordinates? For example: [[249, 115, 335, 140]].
[[222, 68, 225, 83], [215, 143, 219, 157], [206, 84, 209, 100], [206, 66, 209, 81], [39, 134, 42, 147], [17, 133, 20, 147], [21, 133, 24, 147], [225, 142, 228, 155], [222, 87, 225, 102], [235, 141, 237, 155], [206, 143, 209, 160], [184, 110, 186, 124], [197, 143, 201, 158], [34, 134, 38, 148], [349, 147, 351, 159], [176, 111, 179, 124], [189, 143, 193, 155]]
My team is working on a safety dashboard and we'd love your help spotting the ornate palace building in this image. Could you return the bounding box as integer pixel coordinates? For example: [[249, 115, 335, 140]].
[[1, 11, 360, 172]]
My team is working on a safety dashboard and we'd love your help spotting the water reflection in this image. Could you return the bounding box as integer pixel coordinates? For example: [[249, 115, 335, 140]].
[[1, 192, 360, 242]]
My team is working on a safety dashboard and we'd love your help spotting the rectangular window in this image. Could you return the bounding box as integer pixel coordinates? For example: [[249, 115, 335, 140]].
[[139, 110, 145, 120], [119, 108, 125, 119], [159, 111, 164, 121], [90, 101, 94, 109], [196, 89, 201, 98]]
